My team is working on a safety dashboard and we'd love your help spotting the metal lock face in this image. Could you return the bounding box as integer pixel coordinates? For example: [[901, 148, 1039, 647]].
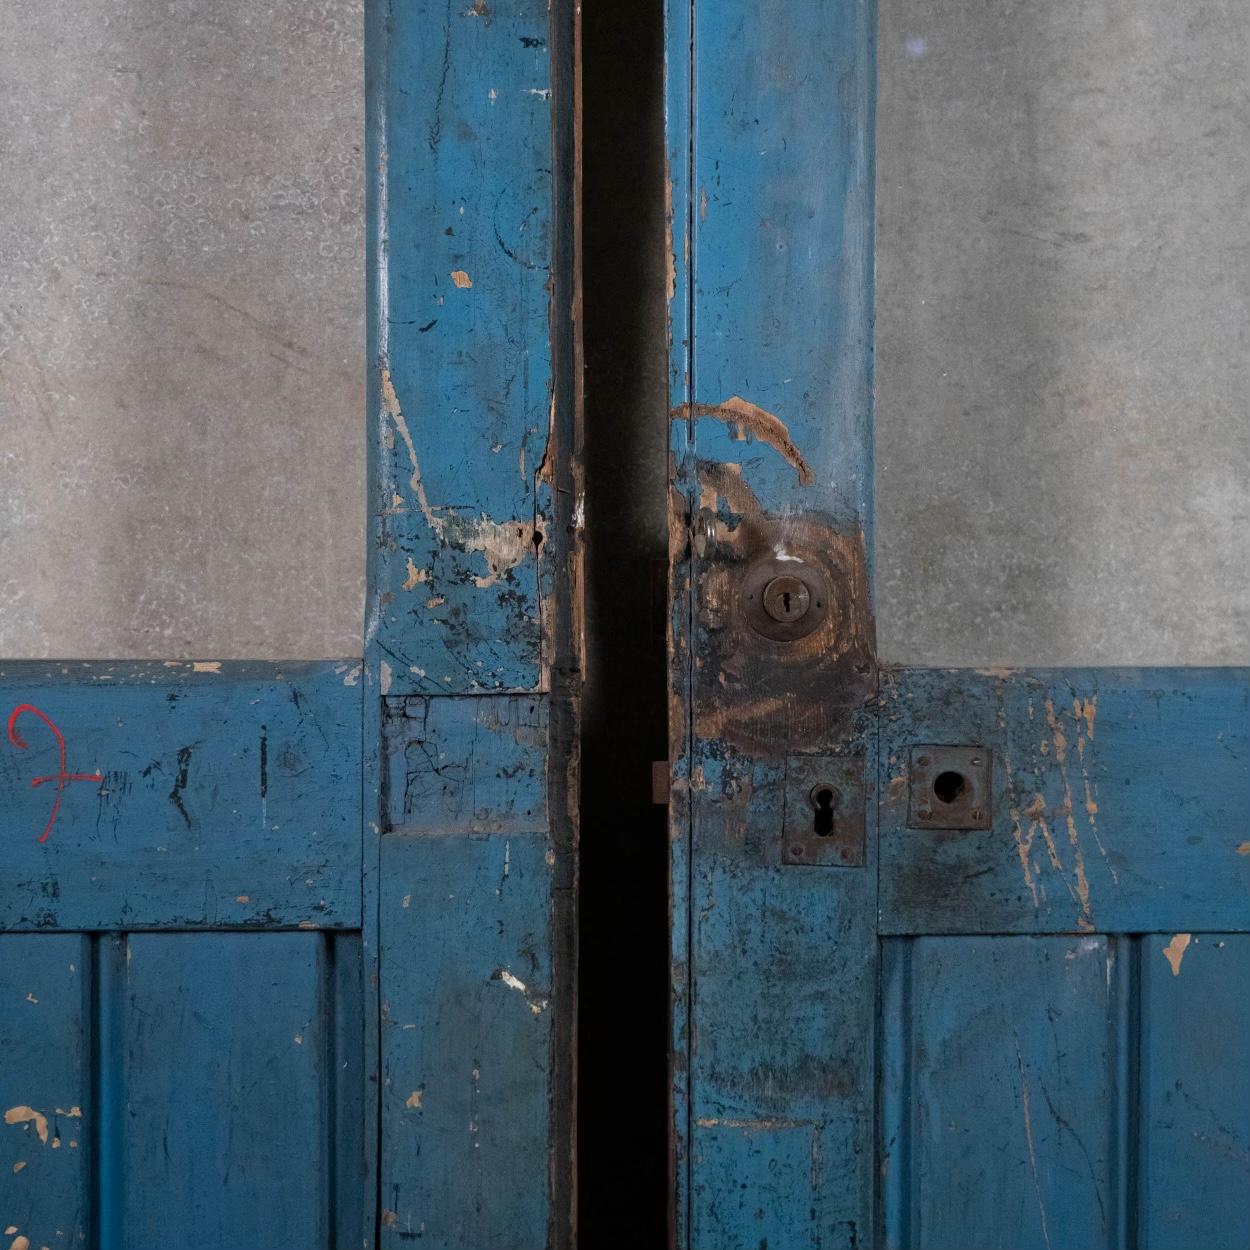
[[782, 754, 865, 866], [907, 745, 992, 830], [741, 557, 829, 642]]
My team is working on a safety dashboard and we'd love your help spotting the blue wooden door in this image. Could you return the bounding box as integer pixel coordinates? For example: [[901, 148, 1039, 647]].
[[0, 2, 577, 1246], [665, 3, 1249, 1249]]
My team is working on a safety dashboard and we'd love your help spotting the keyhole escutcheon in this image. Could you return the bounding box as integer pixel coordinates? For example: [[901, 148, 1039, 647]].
[[810, 783, 838, 837]]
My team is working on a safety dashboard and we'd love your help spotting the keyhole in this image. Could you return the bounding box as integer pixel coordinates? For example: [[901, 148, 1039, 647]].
[[782, 590, 792, 614], [811, 785, 836, 837]]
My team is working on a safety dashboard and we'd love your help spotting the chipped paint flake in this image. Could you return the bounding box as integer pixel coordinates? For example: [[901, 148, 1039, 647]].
[[4, 1107, 48, 1145], [1163, 932, 1192, 976], [450, 270, 473, 289], [1237, 842, 1250, 856], [491, 968, 548, 1015], [403, 557, 426, 590], [192, 661, 222, 674], [381, 366, 534, 585], [676, 397, 815, 485], [405, 1090, 423, 1109]]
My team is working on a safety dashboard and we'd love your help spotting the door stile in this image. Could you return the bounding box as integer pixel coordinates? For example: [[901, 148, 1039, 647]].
[[666, 0, 880, 1244], [663, 0, 695, 1238], [367, 0, 581, 1245]]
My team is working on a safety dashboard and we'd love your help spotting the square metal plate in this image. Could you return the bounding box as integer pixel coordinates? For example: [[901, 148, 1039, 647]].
[[782, 754, 865, 866], [907, 745, 992, 830]]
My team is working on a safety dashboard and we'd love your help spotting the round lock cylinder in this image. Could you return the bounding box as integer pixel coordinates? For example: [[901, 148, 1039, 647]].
[[740, 557, 830, 641]]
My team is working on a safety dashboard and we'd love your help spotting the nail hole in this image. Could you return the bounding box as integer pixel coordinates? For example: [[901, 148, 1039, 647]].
[[932, 770, 967, 805]]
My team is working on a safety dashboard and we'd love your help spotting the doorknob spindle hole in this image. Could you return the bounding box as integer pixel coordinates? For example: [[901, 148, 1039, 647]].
[[932, 770, 967, 805]]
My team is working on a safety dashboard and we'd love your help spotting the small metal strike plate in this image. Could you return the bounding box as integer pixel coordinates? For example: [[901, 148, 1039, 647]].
[[782, 754, 865, 866], [907, 745, 992, 830]]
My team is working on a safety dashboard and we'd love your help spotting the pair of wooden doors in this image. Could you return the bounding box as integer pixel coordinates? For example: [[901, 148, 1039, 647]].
[[2, 1, 1247, 1248]]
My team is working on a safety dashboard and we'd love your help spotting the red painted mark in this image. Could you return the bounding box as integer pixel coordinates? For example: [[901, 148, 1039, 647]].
[[7, 704, 104, 843]]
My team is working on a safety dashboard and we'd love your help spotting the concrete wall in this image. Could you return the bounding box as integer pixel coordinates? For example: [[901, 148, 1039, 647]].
[[876, 0, 1250, 665], [2, 1, 1245, 666], [0, 0, 364, 659]]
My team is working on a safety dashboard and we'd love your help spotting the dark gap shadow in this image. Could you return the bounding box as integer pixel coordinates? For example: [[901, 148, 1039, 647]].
[[578, 0, 670, 1241]]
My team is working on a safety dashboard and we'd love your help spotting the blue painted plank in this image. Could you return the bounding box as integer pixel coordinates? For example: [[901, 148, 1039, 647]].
[[686, 0, 875, 535], [370, 0, 560, 695], [115, 932, 357, 1250], [665, 1, 878, 1245], [689, 843, 877, 1250], [379, 833, 552, 1248], [384, 694, 548, 833], [880, 667, 1250, 934], [0, 661, 363, 930], [1140, 933, 1250, 1250], [0, 935, 90, 1250], [881, 935, 1124, 1250]]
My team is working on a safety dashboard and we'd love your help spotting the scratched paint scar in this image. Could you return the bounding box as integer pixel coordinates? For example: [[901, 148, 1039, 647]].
[[380, 365, 536, 585], [491, 968, 548, 1015], [673, 396, 815, 485], [1015, 1046, 1052, 1250], [1163, 932, 1192, 976], [4, 1107, 48, 1145], [1043, 697, 1101, 927]]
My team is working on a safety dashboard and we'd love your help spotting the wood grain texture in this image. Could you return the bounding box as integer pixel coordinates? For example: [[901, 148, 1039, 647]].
[[383, 694, 548, 834], [108, 932, 362, 1250], [379, 834, 553, 1248], [881, 936, 1125, 1250], [1140, 933, 1250, 1250], [366, 0, 579, 1242], [0, 662, 363, 931], [666, 5, 1249, 1248], [0, 935, 90, 1250], [369, 0, 560, 696], [666, 0, 877, 1245], [880, 667, 1250, 935]]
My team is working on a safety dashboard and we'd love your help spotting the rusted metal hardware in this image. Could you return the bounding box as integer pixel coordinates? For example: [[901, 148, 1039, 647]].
[[782, 754, 865, 866], [740, 556, 829, 642], [907, 745, 992, 830]]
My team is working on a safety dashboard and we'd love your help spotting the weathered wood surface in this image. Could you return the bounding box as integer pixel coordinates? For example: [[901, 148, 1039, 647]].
[[1139, 933, 1250, 1249], [0, 935, 90, 1248], [379, 834, 554, 1248], [0, 662, 362, 931], [666, 2, 1249, 1248], [369, 0, 563, 696], [384, 694, 548, 834], [366, 0, 579, 1245], [666, 0, 878, 1243], [881, 667, 1250, 935], [0, 932, 363, 1250]]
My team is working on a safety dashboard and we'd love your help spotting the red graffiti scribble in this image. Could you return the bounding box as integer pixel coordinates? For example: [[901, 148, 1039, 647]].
[[6, 704, 104, 843]]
